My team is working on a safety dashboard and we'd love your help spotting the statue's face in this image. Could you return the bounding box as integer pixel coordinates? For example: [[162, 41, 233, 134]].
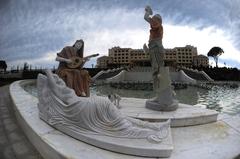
[[74, 41, 83, 50]]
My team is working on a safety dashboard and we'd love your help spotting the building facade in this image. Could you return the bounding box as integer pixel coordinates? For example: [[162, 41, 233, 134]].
[[96, 56, 113, 68], [108, 47, 149, 67], [193, 55, 209, 67], [173, 45, 198, 67], [97, 45, 206, 68], [108, 47, 132, 66], [129, 49, 149, 61]]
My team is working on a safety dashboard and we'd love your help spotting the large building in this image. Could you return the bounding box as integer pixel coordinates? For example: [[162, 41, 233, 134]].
[[96, 56, 113, 68], [166, 45, 198, 68], [193, 55, 209, 67], [108, 47, 149, 67], [96, 45, 208, 68], [108, 47, 131, 65]]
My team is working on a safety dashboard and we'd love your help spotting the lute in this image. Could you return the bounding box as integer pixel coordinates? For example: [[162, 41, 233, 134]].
[[67, 53, 99, 69]]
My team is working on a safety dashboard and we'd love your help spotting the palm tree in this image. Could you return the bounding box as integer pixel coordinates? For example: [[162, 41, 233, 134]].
[[207, 47, 224, 68]]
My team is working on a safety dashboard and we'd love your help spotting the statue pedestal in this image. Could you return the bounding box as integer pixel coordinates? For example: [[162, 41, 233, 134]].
[[146, 67, 178, 111], [146, 98, 178, 111]]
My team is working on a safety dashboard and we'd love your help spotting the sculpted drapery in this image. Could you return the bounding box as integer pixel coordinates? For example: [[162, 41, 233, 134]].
[[37, 70, 170, 143]]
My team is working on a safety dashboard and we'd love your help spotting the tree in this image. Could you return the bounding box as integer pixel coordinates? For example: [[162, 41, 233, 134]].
[[207, 47, 224, 68], [23, 62, 29, 71], [0, 60, 7, 72]]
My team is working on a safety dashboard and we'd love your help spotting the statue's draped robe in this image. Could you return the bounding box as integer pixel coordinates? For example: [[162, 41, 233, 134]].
[[56, 46, 90, 97]]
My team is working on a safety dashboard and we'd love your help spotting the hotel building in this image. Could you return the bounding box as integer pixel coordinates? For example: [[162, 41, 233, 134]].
[[96, 45, 208, 68]]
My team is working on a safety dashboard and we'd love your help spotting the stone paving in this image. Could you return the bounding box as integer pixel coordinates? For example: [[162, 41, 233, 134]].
[[0, 85, 43, 159]]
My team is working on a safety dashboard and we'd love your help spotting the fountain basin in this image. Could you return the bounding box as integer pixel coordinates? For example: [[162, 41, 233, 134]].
[[9, 80, 240, 159], [120, 98, 218, 127]]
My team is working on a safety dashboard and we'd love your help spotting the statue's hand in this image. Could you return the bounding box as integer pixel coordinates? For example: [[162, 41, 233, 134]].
[[143, 43, 149, 53], [66, 59, 73, 64], [145, 6, 153, 15], [84, 57, 90, 62], [45, 69, 52, 77]]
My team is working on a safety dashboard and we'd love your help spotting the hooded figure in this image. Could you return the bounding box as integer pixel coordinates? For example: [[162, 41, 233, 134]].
[[56, 40, 91, 97]]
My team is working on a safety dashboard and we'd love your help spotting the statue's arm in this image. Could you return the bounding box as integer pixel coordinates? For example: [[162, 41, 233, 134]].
[[144, 12, 151, 23], [45, 69, 56, 88], [55, 48, 72, 63], [144, 6, 153, 23], [45, 69, 67, 99], [56, 56, 72, 63], [80, 57, 90, 68]]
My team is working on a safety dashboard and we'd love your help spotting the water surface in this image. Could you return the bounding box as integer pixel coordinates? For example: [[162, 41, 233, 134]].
[[24, 82, 240, 115]]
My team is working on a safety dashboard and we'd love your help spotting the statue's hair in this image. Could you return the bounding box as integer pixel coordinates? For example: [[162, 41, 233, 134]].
[[73, 39, 84, 57], [73, 39, 84, 47], [153, 14, 162, 23]]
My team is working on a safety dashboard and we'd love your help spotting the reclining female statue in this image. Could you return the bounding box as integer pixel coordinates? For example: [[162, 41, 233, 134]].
[[37, 70, 170, 143]]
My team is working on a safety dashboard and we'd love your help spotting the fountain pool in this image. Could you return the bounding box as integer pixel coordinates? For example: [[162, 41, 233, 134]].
[[24, 81, 240, 115]]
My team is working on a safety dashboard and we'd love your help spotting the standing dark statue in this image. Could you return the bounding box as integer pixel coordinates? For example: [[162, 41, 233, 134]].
[[144, 6, 178, 111]]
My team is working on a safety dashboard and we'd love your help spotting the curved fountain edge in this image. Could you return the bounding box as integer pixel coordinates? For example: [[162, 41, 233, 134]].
[[9, 80, 240, 159], [10, 80, 66, 159], [9, 80, 173, 159]]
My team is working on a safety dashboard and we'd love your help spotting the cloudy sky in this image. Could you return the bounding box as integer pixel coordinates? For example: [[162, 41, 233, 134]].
[[0, 0, 240, 69]]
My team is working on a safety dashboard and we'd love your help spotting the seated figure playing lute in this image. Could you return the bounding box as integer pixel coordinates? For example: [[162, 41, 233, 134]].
[[56, 39, 99, 97]]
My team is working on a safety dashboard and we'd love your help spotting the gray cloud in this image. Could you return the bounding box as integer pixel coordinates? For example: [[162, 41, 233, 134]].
[[0, 0, 240, 68], [159, 0, 240, 49]]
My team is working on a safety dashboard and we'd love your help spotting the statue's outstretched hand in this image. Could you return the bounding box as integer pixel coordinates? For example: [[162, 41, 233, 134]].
[[143, 43, 149, 53], [45, 69, 53, 77], [84, 57, 90, 62], [145, 6, 153, 15], [45, 69, 55, 87]]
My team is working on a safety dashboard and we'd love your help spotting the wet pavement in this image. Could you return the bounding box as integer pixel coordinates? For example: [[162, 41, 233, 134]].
[[0, 85, 43, 159]]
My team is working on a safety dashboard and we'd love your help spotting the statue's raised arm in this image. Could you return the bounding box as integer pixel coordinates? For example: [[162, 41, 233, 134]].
[[144, 6, 163, 41], [144, 6, 153, 23]]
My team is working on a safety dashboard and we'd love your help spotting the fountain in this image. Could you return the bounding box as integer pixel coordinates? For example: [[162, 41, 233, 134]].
[[8, 6, 240, 159]]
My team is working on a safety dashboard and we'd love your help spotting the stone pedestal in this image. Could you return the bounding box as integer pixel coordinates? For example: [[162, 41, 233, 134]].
[[146, 98, 178, 111], [146, 67, 178, 111]]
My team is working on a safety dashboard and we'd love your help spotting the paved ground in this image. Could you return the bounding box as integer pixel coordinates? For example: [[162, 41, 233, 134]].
[[0, 85, 43, 159]]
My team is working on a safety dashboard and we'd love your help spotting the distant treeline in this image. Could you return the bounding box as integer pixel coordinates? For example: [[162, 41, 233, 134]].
[[194, 67, 240, 81], [22, 68, 106, 79], [1, 67, 240, 87], [0, 68, 106, 86]]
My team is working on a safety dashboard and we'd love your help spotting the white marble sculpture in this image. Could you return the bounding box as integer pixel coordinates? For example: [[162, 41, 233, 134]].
[[108, 94, 121, 109], [144, 6, 178, 111], [37, 70, 170, 144]]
